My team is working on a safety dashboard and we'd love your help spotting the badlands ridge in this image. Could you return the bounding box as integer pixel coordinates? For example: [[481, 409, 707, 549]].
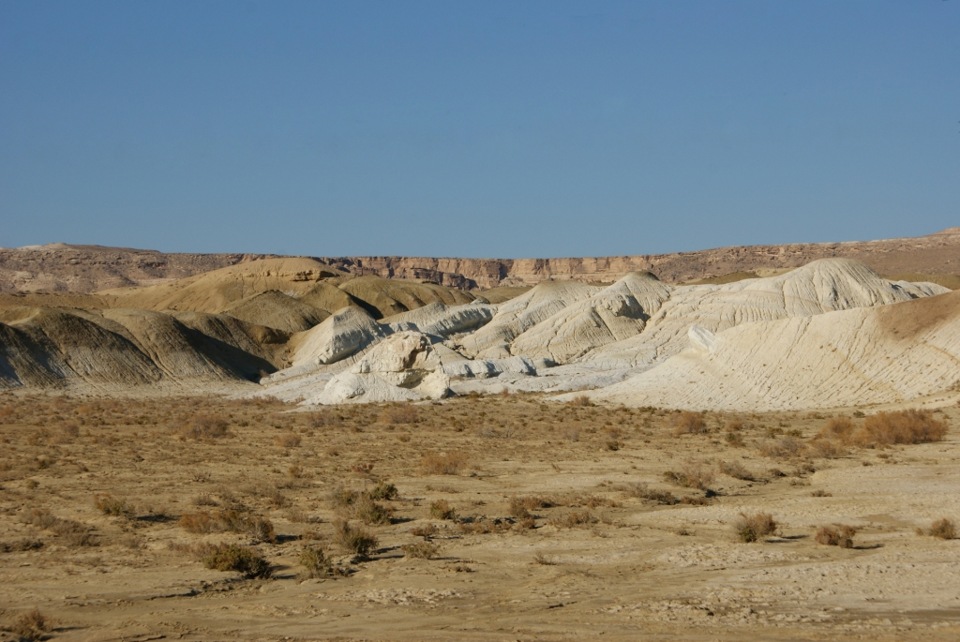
[[1, 231, 958, 412]]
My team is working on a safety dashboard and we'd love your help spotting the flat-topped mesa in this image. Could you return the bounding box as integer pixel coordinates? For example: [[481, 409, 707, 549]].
[[318, 230, 960, 289]]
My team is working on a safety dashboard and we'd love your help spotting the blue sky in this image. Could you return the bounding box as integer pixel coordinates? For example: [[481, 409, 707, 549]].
[[2, 1, 957, 258]]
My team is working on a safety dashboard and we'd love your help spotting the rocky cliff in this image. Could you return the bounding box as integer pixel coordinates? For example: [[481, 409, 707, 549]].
[[323, 228, 960, 289]]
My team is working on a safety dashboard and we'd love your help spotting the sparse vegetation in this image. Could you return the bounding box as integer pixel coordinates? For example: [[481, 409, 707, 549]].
[[673, 411, 708, 435], [2, 392, 957, 639], [718, 460, 756, 481], [548, 510, 597, 528], [921, 518, 957, 540], [856, 410, 947, 446], [429, 499, 458, 520], [21, 508, 98, 547], [332, 520, 378, 558], [179, 509, 276, 543], [198, 543, 271, 578], [664, 462, 715, 490], [420, 451, 469, 475], [9, 608, 49, 642], [402, 540, 440, 559], [734, 512, 778, 543], [299, 545, 347, 578], [94, 494, 136, 518], [815, 524, 857, 548], [180, 414, 230, 440]]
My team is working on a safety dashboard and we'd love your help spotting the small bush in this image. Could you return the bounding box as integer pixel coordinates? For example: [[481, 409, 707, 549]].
[[22, 508, 98, 547], [815, 524, 856, 548], [299, 545, 346, 578], [807, 438, 847, 459], [94, 494, 136, 519], [718, 460, 756, 481], [180, 415, 230, 440], [568, 395, 593, 407], [367, 481, 399, 501], [759, 436, 807, 459], [923, 518, 957, 540], [429, 499, 457, 521], [672, 411, 708, 435], [854, 410, 947, 447], [333, 520, 378, 558], [10, 608, 49, 642], [457, 516, 516, 534], [402, 540, 440, 559], [817, 417, 855, 443], [346, 495, 392, 525], [0, 538, 44, 553], [627, 483, 680, 505], [410, 523, 438, 538], [508, 495, 552, 519], [548, 510, 597, 528], [179, 510, 276, 543], [199, 543, 271, 578], [275, 432, 301, 448], [379, 405, 420, 425], [733, 512, 778, 543], [420, 451, 469, 475], [664, 463, 715, 490]]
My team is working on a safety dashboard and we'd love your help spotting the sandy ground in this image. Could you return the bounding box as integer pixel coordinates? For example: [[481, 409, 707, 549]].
[[2, 393, 959, 641]]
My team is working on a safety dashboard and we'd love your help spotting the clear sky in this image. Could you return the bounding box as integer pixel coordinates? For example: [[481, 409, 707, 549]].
[[2, 1, 957, 258]]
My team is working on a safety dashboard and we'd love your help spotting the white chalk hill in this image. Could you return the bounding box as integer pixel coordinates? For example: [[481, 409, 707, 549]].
[[580, 289, 960, 411], [258, 259, 954, 408]]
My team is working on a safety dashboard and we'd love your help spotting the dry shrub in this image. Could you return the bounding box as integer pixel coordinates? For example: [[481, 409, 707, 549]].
[[923, 518, 957, 540], [567, 395, 593, 407], [759, 436, 807, 459], [817, 416, 855, 443], [197, 543, 271, 578], [807, 438, 847, 459], [22, 508, 98, 547], [410, 523, 438, 538], [548, 510, 597, 528], [854, 410, 947, 447], [379, 405, 421, 425], [533, 552, 558, 565], [429, 500, 457, 520], [664, 462, 715, 490], [333, 520, 378, 558], [725, 419, 748, 432], [673, 411, 708, 435], [0, 538, 44, 553], [330, 487, 359, 508], [733, 512, 778, 543], [725, 432, 745, 447], [420, 451, 469, 475], [179, 509, 276, 543], [815, 524, 857, 548], [10, 608, 49, 642], [508, 495, 553, 518], [367, 481, 399, 501], [457, 516, 516, 534], [402, 540, 440, 559], [275, 432, 301, 448], [627, 483, 679, 505], [718, 460, 756, 481], [299, 545, 347, 578], [345, 495, 392, 525], [94, 494, 135, 519], [180, 415, 229, 440]]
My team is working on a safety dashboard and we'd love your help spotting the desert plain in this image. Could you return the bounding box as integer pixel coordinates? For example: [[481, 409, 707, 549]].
[[2, 231, 960, 641]]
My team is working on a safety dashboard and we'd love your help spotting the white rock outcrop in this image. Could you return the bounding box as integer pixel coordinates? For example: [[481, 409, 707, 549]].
[[289, 306, 385, 367]]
